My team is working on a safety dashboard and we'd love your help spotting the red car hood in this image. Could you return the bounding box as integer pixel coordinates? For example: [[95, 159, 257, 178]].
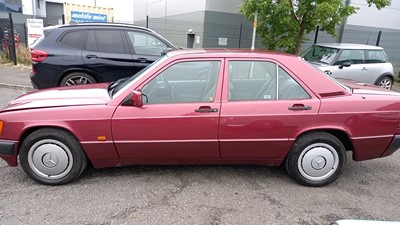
[[337, 78, 400, 96], [2, 83, 111, 111]]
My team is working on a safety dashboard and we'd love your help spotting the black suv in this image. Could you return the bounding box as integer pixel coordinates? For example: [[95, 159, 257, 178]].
[[30, 23, 177, 89]]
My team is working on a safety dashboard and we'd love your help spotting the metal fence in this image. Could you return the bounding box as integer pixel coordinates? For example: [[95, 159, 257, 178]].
[[134, 17, 262, 49], [138, 17, 400, 74]]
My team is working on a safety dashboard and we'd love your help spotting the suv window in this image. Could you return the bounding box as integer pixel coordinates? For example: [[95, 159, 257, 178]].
[[59, 30, 85, 49], [85, 30, 125, 54], [335, 49, 365, 65], [142, 61, 221, 104], [127, 31, 167, 56], [367, 50, 387, 63]]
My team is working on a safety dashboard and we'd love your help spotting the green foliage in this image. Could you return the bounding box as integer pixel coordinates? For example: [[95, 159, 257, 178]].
[[240, 0, 391, 54]]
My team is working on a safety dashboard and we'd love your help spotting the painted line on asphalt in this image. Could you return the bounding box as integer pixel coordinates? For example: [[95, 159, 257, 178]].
[[0, 83, 34, 91]]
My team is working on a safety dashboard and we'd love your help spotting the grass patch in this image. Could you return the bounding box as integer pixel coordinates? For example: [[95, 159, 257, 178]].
[[0, 45, 31, 66]]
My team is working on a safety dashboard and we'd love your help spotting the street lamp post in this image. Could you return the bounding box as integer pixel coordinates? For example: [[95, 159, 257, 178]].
[[251, 9, 258, 50]]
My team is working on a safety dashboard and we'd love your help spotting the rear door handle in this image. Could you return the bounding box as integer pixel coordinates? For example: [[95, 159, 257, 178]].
[[362, 67, 368, 71], [137, 57, 148, 63], [194, 106, 218, 113], [86, 54, 98, 59], [288, 104, 312, 111]]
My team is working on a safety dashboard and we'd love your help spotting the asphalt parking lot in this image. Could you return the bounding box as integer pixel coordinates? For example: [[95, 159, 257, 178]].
[[1, 86, 400, 225]]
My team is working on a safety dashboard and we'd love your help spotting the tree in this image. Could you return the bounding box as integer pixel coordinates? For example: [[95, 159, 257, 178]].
[[240, 0, 391, 54]]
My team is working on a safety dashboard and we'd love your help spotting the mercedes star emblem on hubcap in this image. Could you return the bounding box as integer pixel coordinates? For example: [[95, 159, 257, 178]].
[[42, 153, 59, 168], [311, 156, 326, 170]]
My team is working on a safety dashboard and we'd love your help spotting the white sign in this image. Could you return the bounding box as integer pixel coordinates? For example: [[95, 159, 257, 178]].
[[218, 37, 228, 46], [195, 35, 201, 44], [27, 19, 44, 47]]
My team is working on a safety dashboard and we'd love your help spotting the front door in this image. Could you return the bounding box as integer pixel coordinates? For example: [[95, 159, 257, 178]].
[[112, 59, 223, 160]]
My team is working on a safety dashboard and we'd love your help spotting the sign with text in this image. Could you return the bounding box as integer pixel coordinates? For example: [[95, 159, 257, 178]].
[[26, 19, 43, 46], [70, 11, 108, 23]]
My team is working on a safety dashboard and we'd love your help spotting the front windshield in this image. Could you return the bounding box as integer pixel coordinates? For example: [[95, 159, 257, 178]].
[[111, 56, 168, 97], [301, 45, 339, 65]]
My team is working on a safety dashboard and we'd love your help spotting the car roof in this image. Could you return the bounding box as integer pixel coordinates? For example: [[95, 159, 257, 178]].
[[166, 48, 296, 59], [45, 22, 153, 32], [314, 43, 384, 50]]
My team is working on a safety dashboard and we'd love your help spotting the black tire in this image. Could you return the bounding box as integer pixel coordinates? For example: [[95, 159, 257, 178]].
[[285, 132, 346, 187], [60, 72, 96, 87], [19, 128, 88, 185], [376, 76, 392, 89]]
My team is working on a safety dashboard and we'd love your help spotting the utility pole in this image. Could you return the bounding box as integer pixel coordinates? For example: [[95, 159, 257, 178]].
[[338, 0, 351, 43], [31, 0, 36, 19]]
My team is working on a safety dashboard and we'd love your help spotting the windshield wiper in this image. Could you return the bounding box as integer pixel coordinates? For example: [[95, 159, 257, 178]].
[[108, 78, 129, 95]]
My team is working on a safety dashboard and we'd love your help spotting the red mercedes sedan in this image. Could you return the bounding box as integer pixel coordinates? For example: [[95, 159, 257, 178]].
[[1, 49, 400, 186]]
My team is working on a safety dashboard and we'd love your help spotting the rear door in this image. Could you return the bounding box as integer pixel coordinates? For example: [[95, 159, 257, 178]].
[[219, 59, 320, 159], [82, 29, 135, 82]]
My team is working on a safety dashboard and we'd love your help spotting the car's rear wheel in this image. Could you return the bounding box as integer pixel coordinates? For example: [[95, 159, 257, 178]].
[[376, 76, 392, 89], [60, 72, 96, 86], [285, 132, 346, 187], [19, 128, 87, 185]]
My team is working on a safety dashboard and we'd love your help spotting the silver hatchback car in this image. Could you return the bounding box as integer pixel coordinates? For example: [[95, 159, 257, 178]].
[[301, 43, 394, 89]]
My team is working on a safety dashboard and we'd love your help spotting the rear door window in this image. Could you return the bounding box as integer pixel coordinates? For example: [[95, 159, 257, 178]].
[[85, 30, 126, 54], [59, 30, 85, 49], [228, 61, 310, 101]]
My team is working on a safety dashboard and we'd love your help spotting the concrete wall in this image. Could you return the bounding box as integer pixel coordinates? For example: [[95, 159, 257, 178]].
[[203, 10, 261, 48], [133, 0, 206, 22], [205, 0, 242, 13]]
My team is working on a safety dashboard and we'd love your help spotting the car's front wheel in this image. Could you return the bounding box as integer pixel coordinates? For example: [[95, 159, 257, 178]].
[[376, 76, 393, 89], [60, 72, 96, 86], [285, 132, 346, 187], [19, 128, 87, 185]]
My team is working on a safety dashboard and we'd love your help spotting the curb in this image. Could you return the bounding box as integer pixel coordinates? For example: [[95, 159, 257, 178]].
[[0, 83, 34, 91]]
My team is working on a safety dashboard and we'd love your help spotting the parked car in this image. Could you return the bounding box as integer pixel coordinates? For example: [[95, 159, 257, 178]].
[[30, 23, 177, 89], [301, 43, 394, 89], [1, 49, 400, 186]]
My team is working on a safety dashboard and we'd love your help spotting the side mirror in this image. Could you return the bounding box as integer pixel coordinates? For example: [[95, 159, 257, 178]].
[[130, 90, 143, 107], [161, 48, 173, 56], [338, 61, 351, 69]]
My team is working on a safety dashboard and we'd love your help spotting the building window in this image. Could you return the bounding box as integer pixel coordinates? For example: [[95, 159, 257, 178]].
[[3, 0, 22, 13]]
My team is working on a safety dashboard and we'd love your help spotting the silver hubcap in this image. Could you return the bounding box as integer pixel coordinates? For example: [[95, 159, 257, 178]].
[[379, 78, 392, 89], [65, 76, 93, 86], [27, 139, 73, 180], [298, 143, 339, 181]]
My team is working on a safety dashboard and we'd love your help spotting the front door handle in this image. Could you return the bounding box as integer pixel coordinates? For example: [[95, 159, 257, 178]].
[[362, 67, 368, 71], [288, 104, 312, 111], [86, 54, 98, 59], [195, 106, 218, 113], [137, 57, 148, 63]]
